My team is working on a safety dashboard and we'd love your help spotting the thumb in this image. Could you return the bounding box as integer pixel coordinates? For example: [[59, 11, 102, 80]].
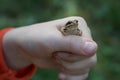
[[59, 36, 97, 56]]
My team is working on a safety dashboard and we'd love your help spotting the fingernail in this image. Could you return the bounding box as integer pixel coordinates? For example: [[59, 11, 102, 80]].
[[83, 41, 97, 55]]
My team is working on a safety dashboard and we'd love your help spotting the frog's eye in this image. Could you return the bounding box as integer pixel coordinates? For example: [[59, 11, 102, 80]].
[[65, 21, 73, 26], [74, 20, 78, 23]]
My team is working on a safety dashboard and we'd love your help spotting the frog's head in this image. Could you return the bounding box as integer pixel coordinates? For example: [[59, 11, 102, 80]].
[[65, 20, 78, 28], [73, 20, 78, 25]]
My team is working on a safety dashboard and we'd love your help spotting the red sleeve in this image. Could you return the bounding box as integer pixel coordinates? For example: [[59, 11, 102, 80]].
[[0, 28, 37, 80]]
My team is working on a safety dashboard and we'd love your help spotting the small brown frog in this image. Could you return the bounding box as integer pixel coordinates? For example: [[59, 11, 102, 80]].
[[61, 20, 82, 36]]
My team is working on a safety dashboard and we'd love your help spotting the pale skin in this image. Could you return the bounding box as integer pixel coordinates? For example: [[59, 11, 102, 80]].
[[2, 16, 97, 80]]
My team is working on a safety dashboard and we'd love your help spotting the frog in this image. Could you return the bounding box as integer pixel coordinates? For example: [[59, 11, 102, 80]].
[[61, 19, 82, 36]]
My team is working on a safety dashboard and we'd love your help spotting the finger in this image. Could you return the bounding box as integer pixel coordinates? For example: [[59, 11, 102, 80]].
[[58, 72, 88, 80], [54, 52, 86, 62], [60, 68, 89, 75], [30, 57, 57, 69], [57, 54, 97, 71], [57, 37, 97, 57], [77, 16, 92, 39]]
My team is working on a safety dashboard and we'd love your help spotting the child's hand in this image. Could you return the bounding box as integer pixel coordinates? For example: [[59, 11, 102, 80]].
[[2, 16, 97, 80]]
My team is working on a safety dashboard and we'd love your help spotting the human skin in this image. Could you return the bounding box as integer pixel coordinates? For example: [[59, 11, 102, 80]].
[[2, 16, 97, 80]]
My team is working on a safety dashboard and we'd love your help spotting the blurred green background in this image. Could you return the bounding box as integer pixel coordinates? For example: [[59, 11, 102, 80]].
[[0, 0, 120, 80]]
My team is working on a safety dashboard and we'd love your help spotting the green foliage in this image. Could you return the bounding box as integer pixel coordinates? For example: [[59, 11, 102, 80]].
[[0, 0, 120, 80]]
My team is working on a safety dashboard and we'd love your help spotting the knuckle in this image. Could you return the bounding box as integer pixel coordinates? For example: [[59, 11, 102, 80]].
[[67, 16, 86, 22], [62, 62, 74, 70], [77, 17, 86, 22]]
